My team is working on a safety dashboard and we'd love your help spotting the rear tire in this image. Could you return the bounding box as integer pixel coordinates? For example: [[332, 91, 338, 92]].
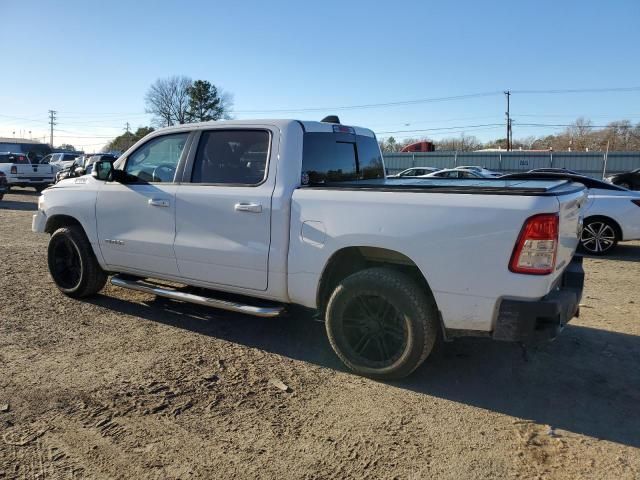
[[48, 226, 107, 297], [579, 217, 619, 256], [325, 267, 438, 380]]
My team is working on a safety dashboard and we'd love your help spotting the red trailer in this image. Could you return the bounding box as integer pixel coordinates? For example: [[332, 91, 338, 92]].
[[400, 141, 435, 153]]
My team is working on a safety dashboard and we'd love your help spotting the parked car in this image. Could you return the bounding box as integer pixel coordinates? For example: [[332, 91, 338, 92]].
[[605, 168, 640, 190], [55, 154, 118, 183], [0, 171, 7, 200], [33, 118, 587, 379], [43, 153, 80, 174], [425, 168, 489, 178], [454, 165, 501, 177], [0, 152, 55, 192], [503, 172, 640, 255], [388, 167, 440, 178]]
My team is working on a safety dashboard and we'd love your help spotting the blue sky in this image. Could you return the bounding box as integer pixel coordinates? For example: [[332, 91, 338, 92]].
[[1, 0, 639, 150]]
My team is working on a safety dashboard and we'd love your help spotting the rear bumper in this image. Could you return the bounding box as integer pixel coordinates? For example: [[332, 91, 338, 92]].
[[493, 256, 584, 343], [8, 179, 53, 186]]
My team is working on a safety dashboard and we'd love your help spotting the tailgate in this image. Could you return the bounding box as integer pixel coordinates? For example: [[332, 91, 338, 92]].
[[552, 186, 587, 283], [16, 164, 53, 178]]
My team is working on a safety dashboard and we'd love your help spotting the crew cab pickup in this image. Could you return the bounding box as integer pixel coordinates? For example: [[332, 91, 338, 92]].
[[0, 152, 55, 191], [33, 119, 586, 379]]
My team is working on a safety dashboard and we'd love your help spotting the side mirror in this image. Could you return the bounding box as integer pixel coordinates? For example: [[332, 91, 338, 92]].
[[74, 166, 85, 176], [92, 160, 113, 181]]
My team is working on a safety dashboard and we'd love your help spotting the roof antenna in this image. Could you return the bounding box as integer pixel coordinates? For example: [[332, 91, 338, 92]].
[[321, 115, 340, 124]]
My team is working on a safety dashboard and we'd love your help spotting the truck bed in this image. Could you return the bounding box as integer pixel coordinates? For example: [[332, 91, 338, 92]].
[[303, 178, 584, 196]]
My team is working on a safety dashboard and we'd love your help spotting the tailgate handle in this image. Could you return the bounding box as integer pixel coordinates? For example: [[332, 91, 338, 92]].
[[235, 202, 262, 213], [148, 198, 170, 207]]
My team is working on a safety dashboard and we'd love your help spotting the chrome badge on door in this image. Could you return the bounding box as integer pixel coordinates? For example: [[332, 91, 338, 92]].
[[105, 239, 125, 246]]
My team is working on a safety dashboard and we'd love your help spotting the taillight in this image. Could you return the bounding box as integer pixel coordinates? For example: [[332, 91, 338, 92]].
[[509, 213, 559, 275], [632, 200, 640, 207], [10, 166, 17, 174]]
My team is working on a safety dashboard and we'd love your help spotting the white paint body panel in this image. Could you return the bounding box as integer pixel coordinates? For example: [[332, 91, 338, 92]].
[[0, 162, 55, 185], [96, 182, 180, 276], [288, 188, 584, 331], [33, 119, 586, 334]]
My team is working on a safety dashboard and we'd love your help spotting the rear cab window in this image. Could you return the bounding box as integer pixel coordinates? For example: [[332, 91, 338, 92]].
[[0, 153, 29, 164], [302, 130, 384, 185]]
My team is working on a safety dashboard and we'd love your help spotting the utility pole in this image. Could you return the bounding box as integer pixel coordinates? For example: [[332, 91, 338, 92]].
[[504, 91, 511, 151], [48, 110, 57, 147], [124, 122, 132, 149]]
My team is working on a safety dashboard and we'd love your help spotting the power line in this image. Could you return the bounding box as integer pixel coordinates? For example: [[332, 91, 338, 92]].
[[56, 111, 148, 117], [516, 122, 635, 129], [514, 113, 640, 119], [233, 91, 503, 114], [0, 114, 50, 124], [511, 86, 640, 95], [376, 123, 505, 135], [378, 126, 505, 140]]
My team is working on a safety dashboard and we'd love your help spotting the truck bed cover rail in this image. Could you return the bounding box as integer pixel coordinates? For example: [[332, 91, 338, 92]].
[[302, 178, 585, 196]]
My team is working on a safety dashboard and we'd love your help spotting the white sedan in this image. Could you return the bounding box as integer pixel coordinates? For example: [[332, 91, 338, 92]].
[[388, 167, 440, 178], [454, 165, 502, 177], [580, 182, 640, 255], [425, 168, 493, 178], [500, 171, 640, 255]]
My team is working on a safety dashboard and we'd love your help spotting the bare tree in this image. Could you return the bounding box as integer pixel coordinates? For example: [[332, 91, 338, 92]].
[[145, 76, 193, 127], [436, 133, 482, 151], [567, 117, 594, 151], [379, 136, 401, 153]]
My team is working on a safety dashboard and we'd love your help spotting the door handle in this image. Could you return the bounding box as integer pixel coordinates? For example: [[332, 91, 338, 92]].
[[148, 198, 170, 207], [234, 202, 262, 213]]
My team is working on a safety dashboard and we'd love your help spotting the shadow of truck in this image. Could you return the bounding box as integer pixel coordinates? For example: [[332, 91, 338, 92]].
[[87, 292, 640, 449]]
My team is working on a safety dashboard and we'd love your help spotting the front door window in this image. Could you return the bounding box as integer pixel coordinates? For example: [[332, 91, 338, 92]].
[[124, 133, 188, 183]]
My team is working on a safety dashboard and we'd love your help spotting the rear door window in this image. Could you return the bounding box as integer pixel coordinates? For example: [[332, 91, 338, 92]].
[[191, 130, 270, 185]]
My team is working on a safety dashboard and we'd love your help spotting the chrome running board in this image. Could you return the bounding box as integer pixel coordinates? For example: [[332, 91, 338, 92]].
[[110, 275, 284, 318]]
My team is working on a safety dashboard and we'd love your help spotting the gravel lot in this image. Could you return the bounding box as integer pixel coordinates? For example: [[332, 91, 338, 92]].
[[1, 188, 639, 479]]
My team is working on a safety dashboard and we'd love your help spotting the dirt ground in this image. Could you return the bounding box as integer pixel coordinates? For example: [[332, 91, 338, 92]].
[[1, 188, 639, 480]]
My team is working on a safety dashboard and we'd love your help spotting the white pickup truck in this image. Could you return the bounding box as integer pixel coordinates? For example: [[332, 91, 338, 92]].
[[0, 152, 55, 192], [33, 118, 586, 379]]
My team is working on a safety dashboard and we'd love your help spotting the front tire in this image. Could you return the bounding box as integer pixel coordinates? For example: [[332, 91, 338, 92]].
[[325, 267, 438, 380], [48, 226, 107, 297], [579, 217, 619, 255]]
